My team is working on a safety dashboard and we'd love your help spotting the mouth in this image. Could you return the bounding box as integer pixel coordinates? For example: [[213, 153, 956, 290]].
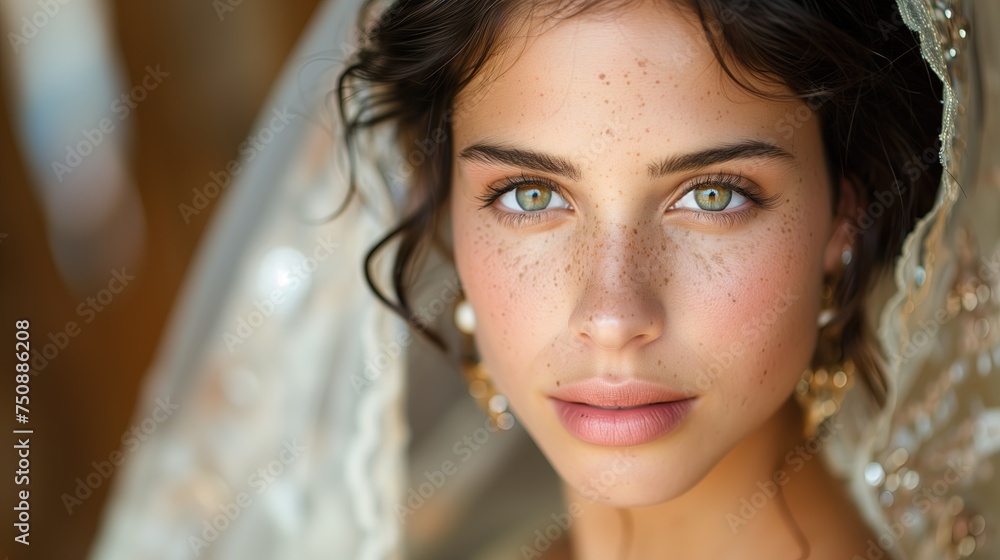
[[586, 403, 663, 410], [549, 378, 695, 447]]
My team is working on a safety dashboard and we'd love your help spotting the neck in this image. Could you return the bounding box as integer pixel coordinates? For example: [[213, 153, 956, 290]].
[[562, 398, 826, 560]]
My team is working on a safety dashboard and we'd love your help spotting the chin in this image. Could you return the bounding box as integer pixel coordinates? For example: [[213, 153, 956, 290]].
[[524, 410, 727, 508], [568, 447, 720, 508]]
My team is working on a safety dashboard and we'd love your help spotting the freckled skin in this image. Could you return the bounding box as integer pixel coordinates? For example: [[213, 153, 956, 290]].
[[447, 2, 860, 557]]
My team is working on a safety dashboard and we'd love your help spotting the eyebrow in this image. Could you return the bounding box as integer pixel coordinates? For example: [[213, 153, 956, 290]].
[[459, 143, 583, 181], [647, 141, 794, 178], [457, 140, 794, 180]]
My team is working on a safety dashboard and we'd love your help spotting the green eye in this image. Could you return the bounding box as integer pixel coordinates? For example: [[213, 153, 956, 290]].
[[693, 185, 733, 211], [669, 175, 762, 220], [486, 177, 571, 220], [514, 185, 552, 211]]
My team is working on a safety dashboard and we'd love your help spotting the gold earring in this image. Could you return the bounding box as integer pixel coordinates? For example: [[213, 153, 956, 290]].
[[454, 296, 514, 430], [794, 277, 855, 439]]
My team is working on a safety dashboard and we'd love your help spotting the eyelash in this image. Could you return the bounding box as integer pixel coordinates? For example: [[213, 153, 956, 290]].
[[475, 174, 568, 227], [475, 172, 780, 228], [679, 173, 781, 227]]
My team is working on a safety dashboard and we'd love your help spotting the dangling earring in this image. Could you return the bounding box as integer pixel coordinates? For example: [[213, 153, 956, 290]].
[[454, 296, 515, 430], [794, 246, 855, 438]]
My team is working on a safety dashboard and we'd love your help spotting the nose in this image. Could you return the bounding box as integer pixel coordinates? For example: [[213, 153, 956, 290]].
[[569, 225, 667, 351]]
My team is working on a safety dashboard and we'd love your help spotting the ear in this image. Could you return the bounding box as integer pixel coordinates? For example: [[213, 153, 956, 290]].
[[822, 175, 862, 275]]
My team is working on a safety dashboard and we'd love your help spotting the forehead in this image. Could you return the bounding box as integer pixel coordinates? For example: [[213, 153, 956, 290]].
[[452, 2, 804, 167]]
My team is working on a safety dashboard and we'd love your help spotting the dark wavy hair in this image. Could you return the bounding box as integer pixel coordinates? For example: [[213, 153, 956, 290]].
[[336, 0, 943, 407]]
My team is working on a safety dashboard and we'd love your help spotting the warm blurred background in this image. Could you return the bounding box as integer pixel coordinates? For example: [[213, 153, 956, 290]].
[[0, 1, 322, 557]]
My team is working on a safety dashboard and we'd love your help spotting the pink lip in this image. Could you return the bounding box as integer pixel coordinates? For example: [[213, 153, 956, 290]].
[[549, 378, 695, 447]]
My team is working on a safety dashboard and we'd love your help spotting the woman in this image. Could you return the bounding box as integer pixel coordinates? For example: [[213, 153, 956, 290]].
[[91, 0, 998, 559]]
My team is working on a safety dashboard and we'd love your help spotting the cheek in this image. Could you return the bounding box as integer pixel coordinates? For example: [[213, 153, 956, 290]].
[[684, 197, 826, 412], [451, 204, 558, 393]]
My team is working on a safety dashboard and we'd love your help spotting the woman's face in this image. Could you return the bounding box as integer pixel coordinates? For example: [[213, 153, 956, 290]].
[[449, 2, 848, 506]]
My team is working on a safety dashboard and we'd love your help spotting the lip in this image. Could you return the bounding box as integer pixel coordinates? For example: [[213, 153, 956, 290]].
[[549, 378, 695, 447]]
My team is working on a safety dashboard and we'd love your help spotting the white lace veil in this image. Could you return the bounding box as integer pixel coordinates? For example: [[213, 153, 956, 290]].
[[825, 2, 1000, 558], [88, 0, 410, 557], [89, 1, 1000, 559]]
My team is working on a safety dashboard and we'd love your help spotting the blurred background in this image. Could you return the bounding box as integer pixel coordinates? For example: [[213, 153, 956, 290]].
[[0, 1, 322, 557]]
